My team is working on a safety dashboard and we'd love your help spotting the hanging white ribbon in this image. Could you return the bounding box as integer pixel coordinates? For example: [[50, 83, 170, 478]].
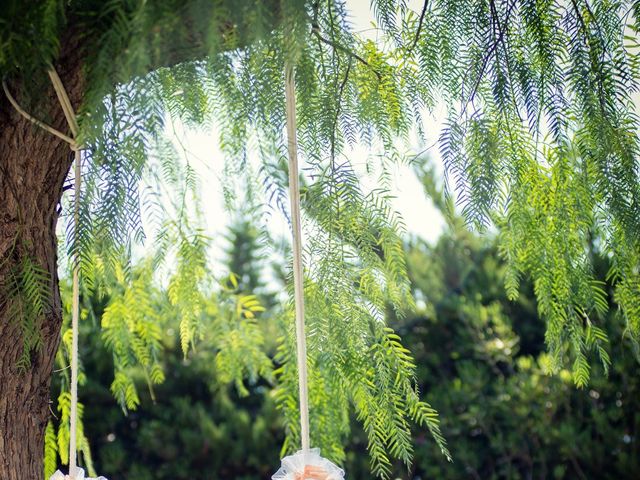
[[284, 60, 311, 453], [273, 57, 345, 479]]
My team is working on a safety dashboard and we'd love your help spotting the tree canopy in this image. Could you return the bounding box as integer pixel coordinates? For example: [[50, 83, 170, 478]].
[[1, 1, 640, 478]]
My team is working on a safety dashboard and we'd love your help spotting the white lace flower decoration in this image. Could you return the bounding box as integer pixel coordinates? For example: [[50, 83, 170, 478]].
[[272, 448, 345, 480], [49, 468, 107, 480]]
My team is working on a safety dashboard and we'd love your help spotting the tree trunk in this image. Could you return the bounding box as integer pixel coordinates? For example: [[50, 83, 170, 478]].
[[0, 34, 83, 480]]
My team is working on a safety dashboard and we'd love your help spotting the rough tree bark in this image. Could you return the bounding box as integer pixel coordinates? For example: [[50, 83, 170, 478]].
[[0, 32, 84, 480]]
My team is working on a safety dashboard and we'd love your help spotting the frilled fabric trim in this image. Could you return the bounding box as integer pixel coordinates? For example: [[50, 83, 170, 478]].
[[272, 449, 345, 480], [50, 468, 107, 480]]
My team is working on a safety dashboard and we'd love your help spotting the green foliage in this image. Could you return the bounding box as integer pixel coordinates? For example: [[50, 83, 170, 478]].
[[271, 185, 450, 474], [2, 0, 638, 476], [0, 0, 61, 78], [76, 196, 640, 479], [5, 254, 50, 371], [167, 227, 209, 356], [51, 1, 451, 471], [223, 220, 266, 294], [101, 260, 165, 411], [82, 328, 283, 480], [386, 213, 640, 479], [398, 0, 640, 380], [63, 0, 640, 387], [55, 392, 96, 476], [207, 278, 273, 396], [44, 421, 57, 479]]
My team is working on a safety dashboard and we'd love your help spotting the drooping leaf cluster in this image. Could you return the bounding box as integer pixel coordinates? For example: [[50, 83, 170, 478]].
[[4, 255, 51, 371], [34, 0, 451, 475], [387, 0, 640, 383]]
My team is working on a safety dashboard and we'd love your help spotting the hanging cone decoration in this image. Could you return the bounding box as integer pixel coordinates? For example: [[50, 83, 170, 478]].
[[49, 468, 107, 480], [272, 449, 345, 480], [2, 68, 111, 480]]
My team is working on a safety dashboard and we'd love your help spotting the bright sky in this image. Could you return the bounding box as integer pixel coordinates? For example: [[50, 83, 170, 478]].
[[171, 0, 446, 272]]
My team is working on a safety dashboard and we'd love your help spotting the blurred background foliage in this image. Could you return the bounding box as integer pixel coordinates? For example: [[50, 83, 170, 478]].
[[51, 165, 640, 479]]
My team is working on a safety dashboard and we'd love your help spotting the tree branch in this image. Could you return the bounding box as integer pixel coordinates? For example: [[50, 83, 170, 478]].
[[407, 1, 429, 57], [331, 61, 352, 162], [460, 0, 516, 119], [312, 27, 381, 81]]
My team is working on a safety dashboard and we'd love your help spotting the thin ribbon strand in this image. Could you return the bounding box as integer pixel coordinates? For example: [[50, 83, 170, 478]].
[[69, 148, 81, 477], [2, 80, 76, 146], [284, 61, 310, 453], [47, 66, 82, 478], [48, 68, 79, 137]]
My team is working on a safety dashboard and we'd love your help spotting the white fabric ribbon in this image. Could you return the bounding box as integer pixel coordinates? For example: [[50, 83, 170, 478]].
[[39, 69, 108, 480], [49, 468, 107, 480], [272, 449, 345, 480]]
